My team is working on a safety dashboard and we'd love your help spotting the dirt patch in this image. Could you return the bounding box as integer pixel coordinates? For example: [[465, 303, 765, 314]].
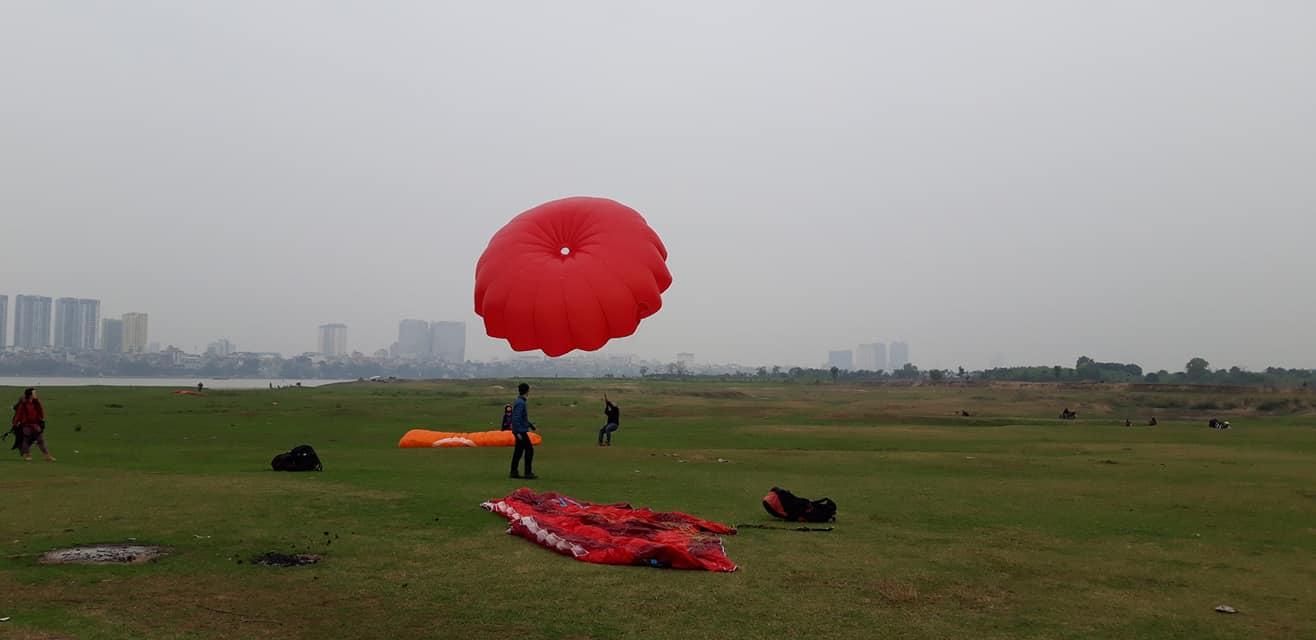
[[40, 544, 169, 565], [249, 552, 321, 567]]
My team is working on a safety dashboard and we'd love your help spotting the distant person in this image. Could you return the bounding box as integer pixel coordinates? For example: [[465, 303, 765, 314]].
[[598, 394, 620, 446], [197, 382, 204, 393], [12, 388, 54, 462], [500, 404, 513, 431], [1124, 419, 1132, 427], [509, 383, 537, 479], [1148, 417, 1158, 427]]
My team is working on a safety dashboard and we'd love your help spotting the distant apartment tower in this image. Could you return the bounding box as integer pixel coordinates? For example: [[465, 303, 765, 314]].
[[677, 352, 695, 367], [54, 297, 100, 351], [889, 341, 910, 370], [397, 319, 431, 358], [0, 295, 7, 349], [207, 339, 236, 357], [430, 321, 466, 363], [828, 350, 854, 371], [101, 318, 124, 354], [14, 295, 53, 349], [855, 342, 888, 372], [78, 299, 100, 350], [122, 313, 149, 353], [318, 323, 348, 357]]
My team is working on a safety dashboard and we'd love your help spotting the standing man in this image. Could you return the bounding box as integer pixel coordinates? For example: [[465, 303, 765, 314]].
[[509, 383, 537, 479], [598, 394, 620, 447], [12, 388, 54, 462]]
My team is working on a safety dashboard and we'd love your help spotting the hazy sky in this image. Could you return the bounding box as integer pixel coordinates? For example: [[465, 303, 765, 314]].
[[2, 2, 1313, 371]]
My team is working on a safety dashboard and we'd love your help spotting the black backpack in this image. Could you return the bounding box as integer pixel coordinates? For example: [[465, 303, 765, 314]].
[[762, 487, 837, 523], [271, 444, 323, 472]]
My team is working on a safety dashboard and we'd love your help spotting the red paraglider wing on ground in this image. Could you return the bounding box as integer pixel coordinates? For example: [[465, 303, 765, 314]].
[[474, 197, 671, 357], [481, 489, 737, 572]]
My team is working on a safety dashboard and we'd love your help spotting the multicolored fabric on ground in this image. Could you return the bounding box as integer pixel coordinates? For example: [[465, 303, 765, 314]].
[[481, 489, 738, 572], [398, 429, 542, 448]]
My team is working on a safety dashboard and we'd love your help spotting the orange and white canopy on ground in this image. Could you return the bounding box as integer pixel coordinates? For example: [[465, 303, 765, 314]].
[[398, 429, 542, 448]]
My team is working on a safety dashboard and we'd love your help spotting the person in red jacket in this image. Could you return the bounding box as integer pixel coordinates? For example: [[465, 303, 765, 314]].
[[12, 388, 54, 462]]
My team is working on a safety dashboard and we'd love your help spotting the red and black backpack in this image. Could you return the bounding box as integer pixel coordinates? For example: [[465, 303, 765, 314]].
[[762, 487, 837, 523]]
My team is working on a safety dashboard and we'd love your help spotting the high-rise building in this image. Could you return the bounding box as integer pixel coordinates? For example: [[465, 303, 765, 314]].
[[318, 323, 348, 357], [889, 341, 910, 370], [856, 342, 888, 372], [397, 319, 431, 359], [828, 350, 854, 371], [54, 298, 79, 350], [80, 299, 100, 350], [14, 295, 52, 350], [207, 339, 236, 357], [430, 321, 465, 363], [101, 318, 124, 354], [677, 352, 695, 367], [54, 298, 100, 351], [0, 295, 7, 349], [122, 313, 149, 353]]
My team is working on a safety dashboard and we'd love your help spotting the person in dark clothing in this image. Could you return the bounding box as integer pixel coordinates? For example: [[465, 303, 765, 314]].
[[12, 388, 53, 462], [509, 383, 537, 479], [500, 404, 513, 431], [598, 394, 620, 446]]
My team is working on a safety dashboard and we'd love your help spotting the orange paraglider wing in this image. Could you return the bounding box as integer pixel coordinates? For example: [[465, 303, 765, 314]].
[[398, 429, 543, 448]]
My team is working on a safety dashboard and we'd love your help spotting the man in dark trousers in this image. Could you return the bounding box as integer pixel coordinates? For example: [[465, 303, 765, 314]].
[[598, 393, 620, 446], [509, 383, 537, 479]]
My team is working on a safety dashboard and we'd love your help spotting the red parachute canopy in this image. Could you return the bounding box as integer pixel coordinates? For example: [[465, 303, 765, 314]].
[[474, 197, 671, 357], [482, 489, 738, 572]]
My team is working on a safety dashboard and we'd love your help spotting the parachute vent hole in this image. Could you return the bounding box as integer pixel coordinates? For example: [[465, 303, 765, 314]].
[[560, 247, 571, 256]]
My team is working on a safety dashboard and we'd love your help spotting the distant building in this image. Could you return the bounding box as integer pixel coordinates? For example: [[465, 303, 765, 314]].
[[207, 338, 236, 357], [123, 313, 149, 353], [397, 319, 431, 359], [54, 297, 100, 351], [889, 341, 910, 370], [101, 318, 124, 354], [430, 321, 465, 363], [79, 299, 100, 350], [677, 352, 695, 367], [318, 323, 348, 357], [828, 350, 854, 371], [856, 342, 888, 372], [0, 295, 7, 349], [14, 295, 52, 350]]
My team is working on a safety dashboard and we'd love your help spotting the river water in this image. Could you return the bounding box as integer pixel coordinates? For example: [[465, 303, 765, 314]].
[[0, 377, 354, 390]]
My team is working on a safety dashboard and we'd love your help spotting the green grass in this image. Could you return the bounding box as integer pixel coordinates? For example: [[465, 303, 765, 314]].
[[1, 380, 1313, 639]]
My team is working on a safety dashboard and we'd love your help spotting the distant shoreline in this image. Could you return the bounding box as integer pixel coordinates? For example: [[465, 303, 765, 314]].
[[0, 376, 353, 389]]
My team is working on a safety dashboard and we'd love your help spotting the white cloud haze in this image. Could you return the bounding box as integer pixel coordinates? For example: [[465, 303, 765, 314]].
[[2, 1, 1313, 371]]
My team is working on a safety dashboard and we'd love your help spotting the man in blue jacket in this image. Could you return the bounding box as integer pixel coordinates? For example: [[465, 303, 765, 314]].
[[509, 383, 538, 479]]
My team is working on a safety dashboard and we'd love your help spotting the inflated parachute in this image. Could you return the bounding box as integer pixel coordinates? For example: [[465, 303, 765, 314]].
[[482, 489, 738, 572], [475, 197, 671, 357], [399, 429, 543, 448]]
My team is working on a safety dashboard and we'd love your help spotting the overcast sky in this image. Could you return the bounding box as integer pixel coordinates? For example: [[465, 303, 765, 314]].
[[2, 1, 1313, 371]]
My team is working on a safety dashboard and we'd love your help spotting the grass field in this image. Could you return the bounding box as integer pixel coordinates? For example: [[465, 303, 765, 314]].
[[2, 380, 1313, 639]]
